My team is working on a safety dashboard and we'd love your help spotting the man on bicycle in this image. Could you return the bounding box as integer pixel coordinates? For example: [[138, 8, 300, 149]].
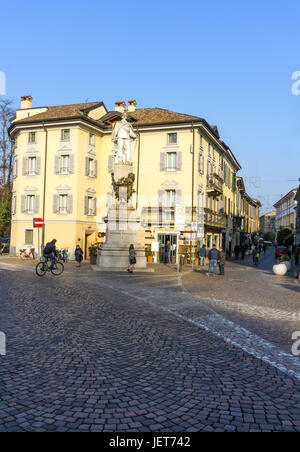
[[43, 239, 58, 270]]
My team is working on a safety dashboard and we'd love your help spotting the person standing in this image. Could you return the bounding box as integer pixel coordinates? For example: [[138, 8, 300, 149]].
[[218, 247, 226, 275], [206, 244, 220, 276], [164, 240, 171, 264], [199, 244, 207, 267], [128, 244, 136, 273], [75, 245, 83, 267]]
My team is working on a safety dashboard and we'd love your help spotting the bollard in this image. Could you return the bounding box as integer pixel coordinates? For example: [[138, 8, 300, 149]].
[[179, 254, 185, 272]]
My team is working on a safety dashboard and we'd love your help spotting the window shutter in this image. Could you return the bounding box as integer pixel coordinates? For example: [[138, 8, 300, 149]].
[[12, 196, 16, 215], [85, 157, 89, 176], [160, 153, 166, 171], [201, 156, 205, 173], [54, 156, 60, 174], [198, 153, 201, 172], [53, 195, 59, 213], [21, 195, 26, 213], [69, 155, 75, 174], [94, 160, 98, 178], [67, 195, 73, 214], [84, 196, 88, 215], [176, 152, 182, 171], [108, 155, 114, 173], [175, 189, 182, 205], [93, 198, 97, 216], [36, 157, 41, 175], [34, 195, 40, 213], [158, 190, 164, 206], [22, 158, 28, 175]]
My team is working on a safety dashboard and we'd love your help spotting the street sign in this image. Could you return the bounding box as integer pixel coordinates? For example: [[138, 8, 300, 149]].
[[33, 218, 44, 228]]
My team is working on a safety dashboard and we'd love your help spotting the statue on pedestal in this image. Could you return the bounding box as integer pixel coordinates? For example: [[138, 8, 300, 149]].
[[112, 112, 136, 163]]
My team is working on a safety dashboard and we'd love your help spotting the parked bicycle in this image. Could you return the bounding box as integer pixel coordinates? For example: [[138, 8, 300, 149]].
[[57, 248, 69, 263], [20, 248, 35, 259], [35, 256, 64, 277]]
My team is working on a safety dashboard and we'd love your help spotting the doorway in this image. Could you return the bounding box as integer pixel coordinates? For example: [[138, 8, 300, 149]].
[[157, 233, 178, 263]]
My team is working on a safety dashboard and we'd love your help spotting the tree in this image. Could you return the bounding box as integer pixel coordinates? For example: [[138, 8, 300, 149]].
[[277, 228, 293, 247], [0, 98, 15, 237]]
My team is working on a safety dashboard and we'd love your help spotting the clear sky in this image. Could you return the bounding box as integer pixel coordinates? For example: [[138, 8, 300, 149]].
[[1, 0, 299, 213]]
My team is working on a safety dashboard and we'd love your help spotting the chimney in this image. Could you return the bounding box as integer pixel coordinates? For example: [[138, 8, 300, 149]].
[[21, 95, 32, 109], [115, 101, 126, 113], [128, 100, 137, 112]]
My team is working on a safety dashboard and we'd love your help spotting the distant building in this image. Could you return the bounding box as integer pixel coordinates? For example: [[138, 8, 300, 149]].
[[274, 188, 297, 233], [294, 181, 300, 246], [259, 211, 276, 236]]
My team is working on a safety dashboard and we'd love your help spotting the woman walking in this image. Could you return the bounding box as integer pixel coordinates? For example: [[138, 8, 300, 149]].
[[75, 244, 83, 267], [128, 244, 136, 273]]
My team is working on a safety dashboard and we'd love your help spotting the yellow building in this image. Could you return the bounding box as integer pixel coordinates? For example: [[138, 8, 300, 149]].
[[9, 96, 256, 261], [274, 188, 297, 232]]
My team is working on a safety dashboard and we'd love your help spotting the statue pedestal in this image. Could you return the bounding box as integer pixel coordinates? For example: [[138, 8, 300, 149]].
[[97, 163, 147, 270]]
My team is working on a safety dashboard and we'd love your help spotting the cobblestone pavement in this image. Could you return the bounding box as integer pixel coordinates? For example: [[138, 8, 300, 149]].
[[0, 253, 299, 432]]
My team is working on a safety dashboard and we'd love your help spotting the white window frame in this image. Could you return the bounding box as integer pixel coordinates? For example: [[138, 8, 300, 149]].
[[88, 158, 95, 177], [166, 152, 177, 171], [89, 133, 95, 146], [28, 156, 37, 176], [26, 195, 35, 214], [167, 133, 177, 145], [61, 129, 70, 142], [88, 197, 94, 216], [24, 228, 34, 245], [60, 155, 70, 175], [59, 194, 68, 214], [28, 132, 36, 144]]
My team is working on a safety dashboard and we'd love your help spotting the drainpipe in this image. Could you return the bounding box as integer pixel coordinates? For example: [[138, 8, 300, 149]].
[[41, 122, 48, 252], [136, 125, 141, 210], [191, 122, 195, 266]]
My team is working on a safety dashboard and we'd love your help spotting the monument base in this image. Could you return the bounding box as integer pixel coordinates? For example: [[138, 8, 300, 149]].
[[97, 162, 146, 271]]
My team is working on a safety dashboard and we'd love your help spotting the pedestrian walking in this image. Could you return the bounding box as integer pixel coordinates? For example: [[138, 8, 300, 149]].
[[199, 244, 207, 267], [206, 244, 220, 276], [218, 247, 226, 275], [128, 244, 136, 273], [75, 245, 83, 267], [241, 244, 246, 260]]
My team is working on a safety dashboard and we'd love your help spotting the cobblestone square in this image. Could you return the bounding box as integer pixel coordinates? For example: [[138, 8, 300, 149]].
[[0, 251, 299, 432]]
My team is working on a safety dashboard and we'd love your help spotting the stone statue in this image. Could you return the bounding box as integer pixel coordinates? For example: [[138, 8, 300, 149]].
[[112, 113, 136, 163]]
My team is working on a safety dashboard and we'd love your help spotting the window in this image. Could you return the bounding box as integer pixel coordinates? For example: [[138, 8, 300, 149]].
[[89, 133, 95, 145], [88, 158, 94, 177], [167, 133, 177, 145], [60, 155, 70, 174], [88, 197, 94, 215], [28, 132, 36, 143], [61, 129, 70, 141], [26, 195, 35, 214], [59, 194, 68, 214], [28, 157, 36, 175], [25, 229, 33, 245], [165, 190, 176, 207], [167, 152, 177, 171]]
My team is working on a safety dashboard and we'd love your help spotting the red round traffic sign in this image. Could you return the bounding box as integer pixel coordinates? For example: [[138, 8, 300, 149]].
[[34, 218, 44, 228]]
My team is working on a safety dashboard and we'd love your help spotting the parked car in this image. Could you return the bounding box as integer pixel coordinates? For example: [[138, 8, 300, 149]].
[[275, 245, 287, 259]]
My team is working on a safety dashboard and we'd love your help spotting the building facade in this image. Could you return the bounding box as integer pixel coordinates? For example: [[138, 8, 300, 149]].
[[259, 211, 276, 237], [9, 96, 260, 261], [274, 188, 297, 233]]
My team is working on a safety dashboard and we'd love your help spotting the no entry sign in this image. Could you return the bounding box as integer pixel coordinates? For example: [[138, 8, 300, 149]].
[[33, 218, 44, 228]]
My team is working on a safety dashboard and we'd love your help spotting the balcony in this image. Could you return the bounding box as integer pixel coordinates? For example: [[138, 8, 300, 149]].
[[204, 208, 226, 229], [206, 173, 223, 196]]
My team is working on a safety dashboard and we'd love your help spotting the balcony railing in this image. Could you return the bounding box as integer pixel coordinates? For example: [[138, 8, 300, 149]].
[[207, 173, 223, 196], [204, 208, 226, 229]]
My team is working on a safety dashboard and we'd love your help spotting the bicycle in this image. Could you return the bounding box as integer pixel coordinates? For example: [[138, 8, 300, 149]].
[[35, 256, 64, 277], [57, 248, 69, 263]]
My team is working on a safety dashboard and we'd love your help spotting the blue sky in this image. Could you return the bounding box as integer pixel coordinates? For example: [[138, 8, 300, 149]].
[[0, 0, 299, 213]]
